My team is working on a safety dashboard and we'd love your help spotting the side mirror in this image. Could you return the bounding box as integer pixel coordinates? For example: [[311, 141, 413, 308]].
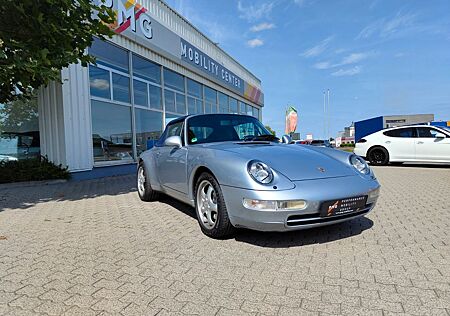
[[281, 135, 292, 144], [164, 135, 182, 148], [435, 132, 445, 138]]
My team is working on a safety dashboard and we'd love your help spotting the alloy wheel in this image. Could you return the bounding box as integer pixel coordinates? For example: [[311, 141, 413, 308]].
[[137, 166, 146, 196], [371, 150, 385, 164], [196, 180, 218, 229]]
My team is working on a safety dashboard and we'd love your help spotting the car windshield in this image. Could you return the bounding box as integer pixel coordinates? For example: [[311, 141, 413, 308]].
[[187, 114, 277, 144]]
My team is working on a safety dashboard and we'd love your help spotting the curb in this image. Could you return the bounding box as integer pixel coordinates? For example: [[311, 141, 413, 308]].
[[0, 179, 68, 190]]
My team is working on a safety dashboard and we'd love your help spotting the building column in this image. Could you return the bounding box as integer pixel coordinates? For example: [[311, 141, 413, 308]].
[[38, 63, 93, 172]]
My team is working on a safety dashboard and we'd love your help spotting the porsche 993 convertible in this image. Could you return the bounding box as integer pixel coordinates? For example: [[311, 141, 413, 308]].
[[137, 114, 380, 238]]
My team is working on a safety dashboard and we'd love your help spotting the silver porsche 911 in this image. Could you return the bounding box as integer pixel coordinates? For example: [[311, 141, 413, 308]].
[[137, 114, 380, 238]]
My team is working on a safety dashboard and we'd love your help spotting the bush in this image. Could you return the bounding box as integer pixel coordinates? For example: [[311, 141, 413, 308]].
[[0, 156, 70, 184]]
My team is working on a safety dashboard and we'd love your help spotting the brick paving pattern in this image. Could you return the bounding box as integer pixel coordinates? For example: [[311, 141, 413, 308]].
[[0, 165, 449, 315]]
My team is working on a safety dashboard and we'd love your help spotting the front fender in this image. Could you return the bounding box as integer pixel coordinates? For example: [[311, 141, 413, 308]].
[[187, 147, 295, 200]]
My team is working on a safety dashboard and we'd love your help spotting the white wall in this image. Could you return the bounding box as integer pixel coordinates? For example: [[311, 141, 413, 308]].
[[38, 63, 93, 172]]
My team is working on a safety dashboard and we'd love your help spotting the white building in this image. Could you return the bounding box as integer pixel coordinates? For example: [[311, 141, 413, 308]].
[[36, 0, 264, 179]]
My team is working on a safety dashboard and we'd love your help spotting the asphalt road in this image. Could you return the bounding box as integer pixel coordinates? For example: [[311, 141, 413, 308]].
[[0, 165, 449, 315]]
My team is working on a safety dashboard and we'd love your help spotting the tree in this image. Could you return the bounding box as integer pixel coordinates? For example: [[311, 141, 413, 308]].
[[265, 125, 276, 136], [0, 0, 115, 103]]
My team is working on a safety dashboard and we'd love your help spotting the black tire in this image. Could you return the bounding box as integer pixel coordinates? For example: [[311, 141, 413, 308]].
[[367, 147, 389, 166], [194, 172, 235, 239], [137, 163, 159, 202]]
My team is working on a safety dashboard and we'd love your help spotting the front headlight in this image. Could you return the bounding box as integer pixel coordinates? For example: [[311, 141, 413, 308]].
[[350, 154, 370, 175], [247, 160, 274, 184]]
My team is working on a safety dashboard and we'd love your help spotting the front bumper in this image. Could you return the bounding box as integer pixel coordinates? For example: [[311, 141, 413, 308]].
[[220, 175, 380, 232]]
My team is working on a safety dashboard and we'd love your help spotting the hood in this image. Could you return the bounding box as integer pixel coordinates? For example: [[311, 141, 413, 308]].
[[202, 142, 355, 181]]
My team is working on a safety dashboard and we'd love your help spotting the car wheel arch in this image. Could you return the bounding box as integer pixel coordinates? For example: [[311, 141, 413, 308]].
[[367, 145, 388, 156], [190, 166, 216, 200]]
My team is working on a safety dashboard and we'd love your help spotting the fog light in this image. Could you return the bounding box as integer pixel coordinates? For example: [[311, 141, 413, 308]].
[[243, 199, 307, 211]]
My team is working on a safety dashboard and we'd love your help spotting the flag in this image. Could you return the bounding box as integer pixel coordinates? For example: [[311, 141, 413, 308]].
[[285, 106, 298, 134]]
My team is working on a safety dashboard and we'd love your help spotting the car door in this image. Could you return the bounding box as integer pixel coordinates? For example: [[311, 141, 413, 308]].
[[154, 121, 188, 194], [415, 127, 450, 162], [382, 127, 416, 161]]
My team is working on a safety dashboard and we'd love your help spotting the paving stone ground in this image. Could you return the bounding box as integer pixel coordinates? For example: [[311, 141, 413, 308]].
[[0, 165, 449, 316]]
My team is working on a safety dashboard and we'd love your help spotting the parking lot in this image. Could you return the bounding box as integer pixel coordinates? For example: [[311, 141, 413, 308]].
[[0, 165, 449, 315]]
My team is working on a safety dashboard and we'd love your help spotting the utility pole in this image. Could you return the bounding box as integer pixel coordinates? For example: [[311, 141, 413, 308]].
[[327, 89, 330, 141], [323, 91, 326, 139]]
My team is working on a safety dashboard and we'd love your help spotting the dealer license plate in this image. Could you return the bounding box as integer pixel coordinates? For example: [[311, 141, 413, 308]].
[[320, 196, 368, 217]]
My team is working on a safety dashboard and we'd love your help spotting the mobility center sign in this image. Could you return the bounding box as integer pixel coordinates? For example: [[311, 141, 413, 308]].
[[180, 39, 244, 95], [96, 0, 263, 105]]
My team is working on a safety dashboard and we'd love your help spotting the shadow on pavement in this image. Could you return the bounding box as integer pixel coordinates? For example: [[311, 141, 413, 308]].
[[0, 175, 137, 212], [158, 193, 374, 247], [377, 163, 450, 169], [234, 217, 374, 248]]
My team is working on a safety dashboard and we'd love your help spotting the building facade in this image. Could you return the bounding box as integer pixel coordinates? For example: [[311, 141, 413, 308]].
[[35, 0, 264, 179]]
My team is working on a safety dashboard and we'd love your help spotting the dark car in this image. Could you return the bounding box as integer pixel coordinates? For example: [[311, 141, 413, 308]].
[[310, 139, 332, 147]]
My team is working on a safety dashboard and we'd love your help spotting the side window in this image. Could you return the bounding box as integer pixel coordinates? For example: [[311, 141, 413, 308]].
[[417, 127, 440, 138], [167, 122, 183, 137], [383, 128, 415, 138], [156, 121, 183, 147]]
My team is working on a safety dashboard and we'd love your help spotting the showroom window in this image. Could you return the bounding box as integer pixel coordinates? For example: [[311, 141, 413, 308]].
[[89, 39, 130, 104], [229, 98, 238, 114], [163, 69, 186, 115], [135, 109, 163, 155], [89, 66, 111, 99], [239, 101, 247, 114], [132, 54, 161, 84], [204, 86, 217, 113], [91, 100, 133, 163], [0, 94, 40, 161], [252, 107, 260, 119], [187, 79, 203, 114], [90, 38, 129, 72], [132, 54, 162, 110], [218, 92, 229, 113], [246, 104, 253, 116]]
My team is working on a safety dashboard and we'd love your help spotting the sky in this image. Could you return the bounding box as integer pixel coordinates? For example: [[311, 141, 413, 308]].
[[165, 0, 450, 139]]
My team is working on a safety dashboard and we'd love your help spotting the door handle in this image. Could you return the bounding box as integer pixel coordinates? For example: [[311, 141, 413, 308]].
[[417, 141, 424, 144]]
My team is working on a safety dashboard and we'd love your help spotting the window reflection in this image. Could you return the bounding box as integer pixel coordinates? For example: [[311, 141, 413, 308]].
[[149, 85, 162, 109], [0, 95, 40, 161], [89, 66, 111, 99], [132, 54, 161, 84], [133, 80, 148, 107], [164, 69, 185, 92], [218, 92, 228, 113], [176, 93, 186, 114], [91, 100, 133, 162], [164, 90, 176, 112], [90, 38, 129, 72], [112, 73, 130, 103], [135, 109, 163, 154], [187, 79, 202, 98], [229, 98, 238, 114]]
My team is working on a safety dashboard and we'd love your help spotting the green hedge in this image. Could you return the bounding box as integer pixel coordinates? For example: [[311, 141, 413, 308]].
[[0, 156, 70, 184]]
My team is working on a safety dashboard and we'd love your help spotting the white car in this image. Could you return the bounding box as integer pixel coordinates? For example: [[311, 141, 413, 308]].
[[354, 125, 450, 165]]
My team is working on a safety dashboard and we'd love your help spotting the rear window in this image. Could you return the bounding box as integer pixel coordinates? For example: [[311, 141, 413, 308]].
[[383, 128, 415, 138]]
